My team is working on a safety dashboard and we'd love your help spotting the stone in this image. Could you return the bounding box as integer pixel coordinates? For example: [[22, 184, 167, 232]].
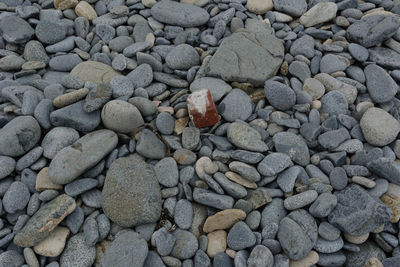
[[347, 14, 400, 48], [0, 16, 34, 44], [227, 122, 269, 152], [35, 167, 63, 191], [41, 127, 79, 159], [190, 77, 231, 102], [290, 35, 315, 59], [83, 83, 112, 112], [264, 80, 296, 111], [0, 116, 41, 157], [101, 100, 144, 133], [48, 129, 118, 184], [0, 55, 25, 71], [246, 0, 273, 14], [300, 2, 338, 27], [273, 0, 307, 17], [0, 251, 24, 267], [54, 0, 78, 10], [101, 157, 161, 227], [35, 20, 67, 45], [328, 184, 392, 236], [320, 54, 349, 74], [101, 231, 148, 267], [368, 47, 400, 69], [278, 209, 318, 260], [70, 61, 120, 84], [360, 107, 400, 147], [193, 188, 234, 210], [320, 91, 348, 116], [380, 183, 400, 223], [367, 158, 400, 185], [303, 78, 325, 100], [187, 89, 219, 128], [75, 1, 98, 21], [0, 156, 15, 179], [203, 209, 246, 233], [227, 221, 256, 250], [207, 230, 227, 258], [309, 192, 338, 218], [53, 88, 88, 108], [154, 157, 179, 187], [3, 181, 30, 213], [49, 55, 82, 72], [229, 161, 260, 182], [364, 64, 398, 104], [60, 233, 96, 267], [156, 112, 175, 135], [151, 0, 210, 27], [33, 226, 70, 257], [128, 97, 157, 117], [205, 20, 284, 86], [273, 132, 310, 166], [247, 245, 274, 267], [348, 43, 369, 62], [171, 229, 199, 259], [136, 129, 167, 159], [127, 64, 153, 88], [289, 250, 319, 267], [166, 44, 200, 70], [345, 241, 385, 267], [14, 194, 76, 247], [283, 190, 318, 210], [24, 40, 49, 63], [257, 153, 292, 177], [219, 89, 252, 122]]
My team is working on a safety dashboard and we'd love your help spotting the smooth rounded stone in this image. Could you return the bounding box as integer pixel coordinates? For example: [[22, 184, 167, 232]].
[[276, 166, 300, 193], [166, 44, 200, 70], [328, 184, 392, 236], [49, 55, 82, 72], [206, 230, 226, 258], [156, 112, 174, 135], [24, 40, 49, 63], [303, 78, 325, 100], [329, 167, 348, 191], [33, 226, 70, 257], [144, 251, 166, 267], [257, 152, 292, 177], [53, 88, 89, 108], [348, 43, 369, 62], [152, 227, 176, 256], [64, 206, 84, 235], [70, 61, 120, 84], [190, 77, 231, 102], [219, 89, 252, 122], [213, 172, 248, 199], [154, 157, 179, 187], [173, 149, 196, 165], [60, 233, 96, 267], [0, 55, 25, 71], [83, 83, 112, 112], [151, 0, 209, 27], [320, 90, 348, 116], [128, 97, 157, 117], [273, 132, 310, 166], [205, 19, 284, 87], [264, 80, 296, 111], [3, 181, 30, 214], [247, 245, 274, 267], [318, 127, 350, 150], [123, 42, 151, 57], [109, 36, 134, 52], [274, 0, 307, 16], [2, 85, 43, 107], [35, 20, 67, 45], [345, 241, 386, 267], [30, 100, 52, 129], [193, 188, 234, 210], [41, 127, 79, 159], [203, 209, 246, 233], [246, 211, 261, 231], [290, 250, 319, 267], [314, 237, 344, 254], [318, 251, 346, 267], [153, 72, 188, 88], [382, 257, 400, 267], [365, 64, 398, 104], [360, 107, 400, 147], [0, 116, 41, 157], [101, 230, 148, 267], [0, 156, 15, 179], [347, 14, 400, 48], [181, 128, 200, 151], [227, 122, 268, 152], [320, 54, 349, 74], [277, 209, 318, 260], [0, 15, 34, 44], [50, 100, 101, 132], [64, 178, 98, 197], [174, 199, 193, 230], [48, 129, 117, 184], [0, 250, 25, 267], [170, 229, 199, 260], [101, 100, 144, 133], [319, 222, 341, 241], [229, 161, 260, 182], [368, 46, 400, 70], [127, 64, 153, 88], [288, 61, 311, 82], [110, 76, 134, 98], [227, 221, 256, 250], [246, 0, 272, 14], [136, 129, 167, 159], [14, 194, 76, 247], [95, 23, 115, 44], [101, 157, 161, 227], [290, 35, 315, 59], [309, 192, 337, 218], [299, 2, 337, 27], [284, 190, 318, 210]]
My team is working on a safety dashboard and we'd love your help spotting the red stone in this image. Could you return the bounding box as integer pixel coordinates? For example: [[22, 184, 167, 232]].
[[187, 89, 220, 128]]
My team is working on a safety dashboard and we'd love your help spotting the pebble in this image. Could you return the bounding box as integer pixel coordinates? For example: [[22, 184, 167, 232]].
[[136, 129, 167, 159], [166, 44, 200, 70], [299, 2, 337, 27], [264, 80, 296, 110], [170, 229, 199, 259], [190, 77, 231, 102], [101, 100, 144, 133], [283, 190, 318, 210], [60, 233, 96, 267], [203, 209, 246, 233], [219, 89, 253, 122], [247, 245, 274, 267], [207, 230, 227, 258], [227, 122, 268, 152], [273, 132, 310, 166], [154, 157, 179, 187], [365, 64, 398, 103], [227, 221, 256, 250], [41, 127, 79, 159], [75, 1, 98, 21], [33, 226, 70, 257], [3, 181, 30, 214], [0, 156, 15, 179], [246, 0, 273, 14]]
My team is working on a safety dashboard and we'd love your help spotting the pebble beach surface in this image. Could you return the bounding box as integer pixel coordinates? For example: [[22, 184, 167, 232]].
[[0, 0, 400, 266]]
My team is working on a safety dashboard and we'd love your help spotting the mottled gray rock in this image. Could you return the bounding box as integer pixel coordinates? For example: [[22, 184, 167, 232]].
[[156, 112, 174, 135], [170, 229, 198, 259], [0, 156, 15, 179], [365, 64, 398, 103], [3, 181, 30, 214], [309, 192, 337, 218], [273, 132, 310, 166], [227, 221, 256, 250], [101, 100, 144, 133], [257, 153, 292, 177], [247, 245, 274, 267], [345, 241, 386, 267], [264, 80, 296, 111], [154, 157, 179, 187], [0, 15, 34, 44], [368, 47, 400, 69], [136, 129, 167, 159], [219, 89, 253, 122], [127, 64, 153, 88], [328, 184, 392, 235], [273, 0, 307, 17], [227, 122, 268, 152], [0, 250, 24, 267], [166, 44, 200, 70], [84, 83, 112, 112], [193, 188, 234, 210], [367, 157, 400, 185], [101, 157, 162, 227], [35, 20, 67, 45], [24, 40, 49, 63], [60, 233, 96, 267], [41, 127, 80, 159]]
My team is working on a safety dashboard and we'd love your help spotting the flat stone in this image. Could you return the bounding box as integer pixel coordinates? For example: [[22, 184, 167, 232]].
[[101, 100, 144, 133], [273, 0, 307, 17], [166, 44, 200, 70], [300, 2, 338, 27], [35, 20, 67, 45], [283, 190, 318, 210], [154, 157, 179, 187], [70, 61, 120, 84], [247, 245, 274, 267], [193, 188, 234, 210], [0, 15, 34, 44], [219, 89, 252, 122], [24, 40, 49, 63], [205, 20, 284, 87], [48, 129, 118, 184], [328, 184, 392, 236], [35, 167, 63, 191], [289, 250, 319, 267], [33, 226, 70, 257], [75, 1, 98, 21], [3, 181, 30, 213], [360, 107, 400, 147], [170, 229, 199, 259], [273, 132, 310, 166], [101, 231, 148, 267], [367, 157, 400, 185], [101, 157, 162, 227], [309, 192, 338, 218], [83, 83, 112, 112], [368, 47, 400, 69], [246, 0, 273, 14], [190, 77, 231, 102], [207, 230, 227, 258], [41, 127, 79, 159], [0, 116, 41, 157], [203, 209, 246, 233], [0, 156, 15, 179], [365, 64, 398, 103], [227, 122, 268, 152], [14, 194, 76, 247], [151, 0, 209, 27], [264, 80, 296, 111], [136, 129, 167, 159], [60, 233, 96, 267]]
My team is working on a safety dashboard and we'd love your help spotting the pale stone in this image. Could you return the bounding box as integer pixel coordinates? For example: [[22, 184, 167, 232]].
[[53, 88, 89, 108], [381, 183, 400, 223], [33, 227, 70, 257], [180, 0, 208, 6], [203, 209, 246, 233], [290, 250, 319, 267], [54, 0, 78, 10], [35, 167, 63, 192], [352, 176, 376, 189], [207, 230, 227, 258], [225, 171, 258, 189], [142, 0, 157, 7], [300, 2, 338, 27], [363, 257, 384, 267], [75, 1, 98, 21], [246, 0, 273, 14], [344, 232, 369, 244], [70, 61, 120, 84]]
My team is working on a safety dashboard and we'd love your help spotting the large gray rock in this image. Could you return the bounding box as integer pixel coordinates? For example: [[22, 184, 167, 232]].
[[48, 129, 118, 184], [101, 157, 162, 227], [205, 20, 284, 86], [347, 14, 400, 48], [101, 231, 148, 267], [328, 184, 392, 236], [0, 15, 34, 44], [151, 0, 210, 27], [278, 209, 318, 260], [0, 116, 41, 157]]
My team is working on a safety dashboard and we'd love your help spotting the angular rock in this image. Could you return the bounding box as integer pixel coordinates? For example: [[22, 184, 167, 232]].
[[0, 15, 34, 44], [187, 89, 220, 128]]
